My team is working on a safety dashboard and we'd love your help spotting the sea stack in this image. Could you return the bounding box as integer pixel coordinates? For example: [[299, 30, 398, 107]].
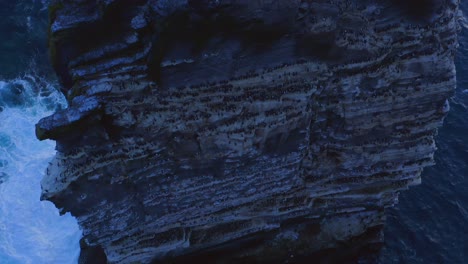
[[37, 0, 460, 263]]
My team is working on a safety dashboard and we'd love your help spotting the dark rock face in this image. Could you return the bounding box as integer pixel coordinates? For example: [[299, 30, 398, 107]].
[[38, 0, 460, 263]]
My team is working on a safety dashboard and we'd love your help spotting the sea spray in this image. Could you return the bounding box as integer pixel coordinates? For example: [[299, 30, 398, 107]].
[[0, 75, 81, 264]]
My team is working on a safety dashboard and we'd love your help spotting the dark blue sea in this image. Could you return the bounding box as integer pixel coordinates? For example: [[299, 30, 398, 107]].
[[0, 1, 466, 263]]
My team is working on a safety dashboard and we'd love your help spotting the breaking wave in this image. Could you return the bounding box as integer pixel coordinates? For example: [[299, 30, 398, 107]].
[[0, 74, 81, 264]]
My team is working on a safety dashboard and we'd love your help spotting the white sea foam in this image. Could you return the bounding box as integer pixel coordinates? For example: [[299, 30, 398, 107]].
[[0, 76, 81, 264]]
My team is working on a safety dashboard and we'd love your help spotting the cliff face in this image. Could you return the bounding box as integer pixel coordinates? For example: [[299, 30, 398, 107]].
[[37, 0, 460, 263]]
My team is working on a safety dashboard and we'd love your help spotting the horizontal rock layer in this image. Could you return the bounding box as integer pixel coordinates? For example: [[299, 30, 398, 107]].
[[39, 0, 460, 263]]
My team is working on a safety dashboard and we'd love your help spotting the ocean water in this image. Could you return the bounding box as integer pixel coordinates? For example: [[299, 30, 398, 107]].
[[0, 75, 81, 264], [0, 2, 467, 264]]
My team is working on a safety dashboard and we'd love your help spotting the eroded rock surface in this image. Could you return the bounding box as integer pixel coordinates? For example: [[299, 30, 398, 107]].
[[38, 0, 460, 263]]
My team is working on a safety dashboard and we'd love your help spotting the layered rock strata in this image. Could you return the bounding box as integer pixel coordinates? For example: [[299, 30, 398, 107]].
[[37, 0, 460, 263]]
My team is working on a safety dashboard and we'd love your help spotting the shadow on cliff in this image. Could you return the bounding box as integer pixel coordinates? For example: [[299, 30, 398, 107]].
[[392, 0, 443, 22], [78, 239, 107, 264]]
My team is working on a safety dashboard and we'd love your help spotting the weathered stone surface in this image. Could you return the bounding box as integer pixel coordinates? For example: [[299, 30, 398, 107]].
[[38, 0, 460, 263], [36, 95, 102, 140]]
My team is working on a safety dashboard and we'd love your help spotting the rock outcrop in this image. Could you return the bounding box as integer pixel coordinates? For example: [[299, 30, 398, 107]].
[[37, 0, 460, 263]]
